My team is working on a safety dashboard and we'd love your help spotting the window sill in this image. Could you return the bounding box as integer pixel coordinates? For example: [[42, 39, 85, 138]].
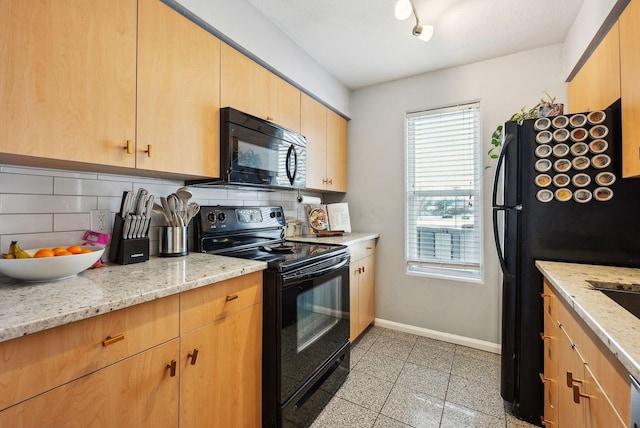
[[406, 267, 484, 284]]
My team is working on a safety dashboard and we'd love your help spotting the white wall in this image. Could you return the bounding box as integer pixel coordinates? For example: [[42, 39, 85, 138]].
[[343, 45, 567, 344], [174, 0, 351, 117], [563, 0, 627, 79]]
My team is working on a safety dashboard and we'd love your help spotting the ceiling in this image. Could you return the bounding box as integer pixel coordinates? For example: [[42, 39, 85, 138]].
[[246, 0, 585, 89]]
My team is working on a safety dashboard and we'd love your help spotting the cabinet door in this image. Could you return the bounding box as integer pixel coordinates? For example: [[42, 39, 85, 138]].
[[0, 339, 180, 428], [267, 72, 301, 132], [0, 0, 136, 167], [180, 303, 262, 428], [582, 364, 627, 428], [301, 93, 329, 190], [620, 0, 640, 177], [358, 254, 376, 334], [557, 326, 586, 427], [568, 22, 621, 113], [541, 284, 558, 426], [137, 0, 220, 178], [326, 110, 348, 192]]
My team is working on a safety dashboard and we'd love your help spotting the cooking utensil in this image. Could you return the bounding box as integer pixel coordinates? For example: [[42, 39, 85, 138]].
[[153, 203, 172, 225], [160, 197, 174, 226], [184, 202, 200, 226], [168, 194, 180, 226], [176, 187, 192, 220]]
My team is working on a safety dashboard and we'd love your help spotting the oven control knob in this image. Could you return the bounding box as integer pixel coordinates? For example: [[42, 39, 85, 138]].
[[270, 212, 276, 218], [207, 212, 216, 222], [276, 212, 282, 217], [217, 213, 226, 222]]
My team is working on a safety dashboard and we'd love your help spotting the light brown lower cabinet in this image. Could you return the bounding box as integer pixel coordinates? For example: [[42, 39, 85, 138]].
[[179, 302, 262, 427], [542, 279, 629, 427], [349, 239, 377, 342], [0, 272, 263, 427], [0, 339, 180, 427]]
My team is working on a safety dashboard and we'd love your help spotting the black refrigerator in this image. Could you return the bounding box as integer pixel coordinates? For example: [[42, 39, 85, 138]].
[[492, 106, 640, 425]]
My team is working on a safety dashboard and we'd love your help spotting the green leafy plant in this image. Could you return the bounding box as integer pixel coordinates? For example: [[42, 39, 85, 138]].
[[485, 91, 562, 169]]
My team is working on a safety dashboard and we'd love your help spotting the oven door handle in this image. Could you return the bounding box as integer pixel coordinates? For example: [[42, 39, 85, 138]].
[[283, 257, 349, 283]]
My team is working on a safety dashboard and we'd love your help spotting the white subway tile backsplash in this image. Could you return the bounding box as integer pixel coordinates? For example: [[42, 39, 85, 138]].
[[0, 172, 53, 194], [0, 214, 52, 234], [0, 194, 97, 213], [54, 213, 92, 232], [54, 177, 131, 197], [0, 166, 315, 257]]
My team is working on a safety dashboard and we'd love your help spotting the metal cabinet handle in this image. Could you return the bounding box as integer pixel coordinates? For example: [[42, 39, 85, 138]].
[[166, 360, 177, 377], [124, 140, 133, 154], [102, 333, 125, 347], [226, 294, 239, 302], [266, 116, 274, 121], [327, 178, 333, 185], [540, 332, 552, 340], [572, 384, 594, 404], [540, 416, 556, 426], [539, 373, 552, 383], [145, 144, 153, 157], [188, 349, 199, 365], [566, 371, 583, 387]]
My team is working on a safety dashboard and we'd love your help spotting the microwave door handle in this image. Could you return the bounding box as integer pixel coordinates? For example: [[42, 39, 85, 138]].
[[286, 145, 297, 185]]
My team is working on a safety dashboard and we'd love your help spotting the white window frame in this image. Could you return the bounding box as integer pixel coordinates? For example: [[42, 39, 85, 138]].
[[404, 102, 483, 282]]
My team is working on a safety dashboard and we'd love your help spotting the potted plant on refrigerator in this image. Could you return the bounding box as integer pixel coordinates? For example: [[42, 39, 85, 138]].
[[486, 91, 563, 168]]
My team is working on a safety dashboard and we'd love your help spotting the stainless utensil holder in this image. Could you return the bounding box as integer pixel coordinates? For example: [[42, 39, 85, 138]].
[[159, 226, 188, 257]]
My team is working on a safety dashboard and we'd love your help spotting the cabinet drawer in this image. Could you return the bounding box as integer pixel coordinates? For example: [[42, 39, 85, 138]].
[[349, 239, 376, 262], [180, 271, 263, 333], [0, 294, 179, 410]]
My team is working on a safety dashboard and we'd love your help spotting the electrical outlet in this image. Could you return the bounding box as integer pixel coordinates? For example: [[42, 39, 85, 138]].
[[90, 210, 111, 233]]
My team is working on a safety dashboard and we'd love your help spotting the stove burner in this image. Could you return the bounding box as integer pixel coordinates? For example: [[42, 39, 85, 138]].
[[259, 245, 294, 254]]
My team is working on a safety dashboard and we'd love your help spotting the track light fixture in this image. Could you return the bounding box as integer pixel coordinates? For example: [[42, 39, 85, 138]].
[[394, 0, 433, 42]]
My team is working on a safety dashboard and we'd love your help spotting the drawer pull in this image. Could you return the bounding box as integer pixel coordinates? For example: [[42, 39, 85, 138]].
[[540, 332, 552, 340], [226, 295, 239, 302], [166, 360, 177, 377], [539, 373, 552, 383], [566, 371, 583, 387], [124, 140, 133, 154], [540, 416, 556, 426], [188, 349, 199, 365], [145, 144, 153, 157], [572, 384, 594, 404], [102, 333, 125, 347]]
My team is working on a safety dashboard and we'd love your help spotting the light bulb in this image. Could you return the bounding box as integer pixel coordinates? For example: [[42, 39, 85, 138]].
[[418, 24, 434, 42], [395, 0, 413, 21]]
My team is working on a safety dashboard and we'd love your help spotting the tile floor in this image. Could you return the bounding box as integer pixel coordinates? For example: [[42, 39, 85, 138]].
[[310, 326, 540, 428]]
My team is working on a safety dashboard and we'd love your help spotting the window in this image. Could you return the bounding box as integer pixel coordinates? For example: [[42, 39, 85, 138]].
[[405, 102, 482, 280]]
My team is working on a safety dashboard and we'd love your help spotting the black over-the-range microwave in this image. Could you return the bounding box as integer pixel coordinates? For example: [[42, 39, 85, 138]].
[[188, 107, 307, 190]]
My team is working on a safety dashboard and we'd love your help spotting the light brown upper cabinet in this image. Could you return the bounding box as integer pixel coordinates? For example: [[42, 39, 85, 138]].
[[220, 43, 301, 133], [301, 94, 348, 192], [137, 0, 220, 178], [0, 0, 137, 168], [620, 0, 640, 177], [568, 23, 621, 114]]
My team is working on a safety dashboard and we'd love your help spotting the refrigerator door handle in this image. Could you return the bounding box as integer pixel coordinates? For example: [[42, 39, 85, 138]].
[[491, 127, 515, 209], [492, 207, 515, 280]]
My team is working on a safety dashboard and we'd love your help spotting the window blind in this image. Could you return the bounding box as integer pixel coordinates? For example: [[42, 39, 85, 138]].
[[405, 102, 482, 278]]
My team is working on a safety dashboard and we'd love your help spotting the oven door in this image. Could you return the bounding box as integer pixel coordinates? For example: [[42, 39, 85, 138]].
[[226, 122, 306, 189], [278, 254, 350, 403]]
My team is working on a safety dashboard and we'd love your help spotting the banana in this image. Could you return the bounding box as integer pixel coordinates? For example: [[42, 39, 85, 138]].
[[2, 253, 16, 259], [8, 241, 31, 259]]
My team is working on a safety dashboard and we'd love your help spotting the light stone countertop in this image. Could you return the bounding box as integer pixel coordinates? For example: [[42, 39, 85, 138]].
[[0, 253, 266, 343], [286, 232, 379, 246], [536, 260, 640, 380]]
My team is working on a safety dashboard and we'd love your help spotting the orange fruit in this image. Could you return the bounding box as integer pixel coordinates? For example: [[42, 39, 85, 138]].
[[52, 247, 67, 256], [67, 245, 83, 254], [79, 249, 93, 254], [34, 249, 55, 258], [55, 250, 73, 256]]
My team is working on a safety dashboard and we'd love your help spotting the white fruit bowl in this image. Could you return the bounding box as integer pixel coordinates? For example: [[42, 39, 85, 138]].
[[0, 247, 105, 282]]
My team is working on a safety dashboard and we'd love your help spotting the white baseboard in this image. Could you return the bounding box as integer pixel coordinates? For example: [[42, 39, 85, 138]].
[[373, 318, 501, 354]]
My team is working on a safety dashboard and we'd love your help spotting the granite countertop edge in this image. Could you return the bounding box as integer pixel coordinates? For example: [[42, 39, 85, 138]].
[[0, 253, 267, 343], [536, 260, 640, 380], [286, 231, 379, 246]]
